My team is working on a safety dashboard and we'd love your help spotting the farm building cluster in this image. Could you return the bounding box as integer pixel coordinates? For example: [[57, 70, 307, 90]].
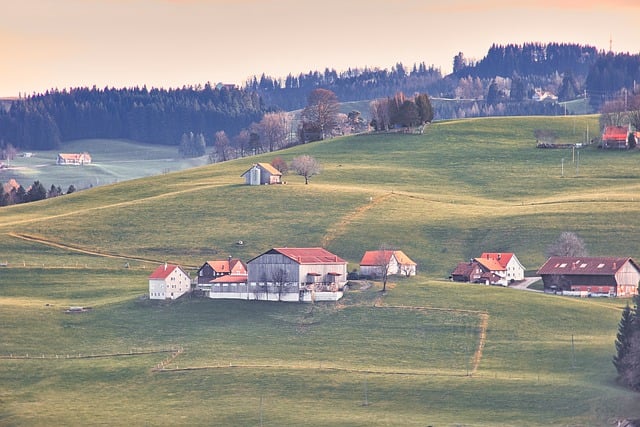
[[148, 247, 417, 303], [450, 252, 639, 298]]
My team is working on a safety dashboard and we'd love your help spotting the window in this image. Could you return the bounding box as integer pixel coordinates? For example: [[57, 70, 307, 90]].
[[597, 263, 605, 268], [559, 263, 567, 268]]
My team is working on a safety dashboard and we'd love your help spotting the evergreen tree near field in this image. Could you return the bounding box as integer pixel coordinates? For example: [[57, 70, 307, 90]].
[[613, 285, 640, 391]]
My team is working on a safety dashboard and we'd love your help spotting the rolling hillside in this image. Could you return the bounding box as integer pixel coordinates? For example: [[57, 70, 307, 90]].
[[1, 115, 640, 426]]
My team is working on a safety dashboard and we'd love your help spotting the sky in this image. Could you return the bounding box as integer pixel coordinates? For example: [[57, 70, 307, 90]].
[[1, 0, 638, 97]]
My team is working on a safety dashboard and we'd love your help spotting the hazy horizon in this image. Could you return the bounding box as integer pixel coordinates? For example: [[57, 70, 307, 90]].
[[1, 0, 638, 97]]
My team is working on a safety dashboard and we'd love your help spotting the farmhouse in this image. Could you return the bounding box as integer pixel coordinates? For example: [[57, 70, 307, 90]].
[[148, 263, 191, 300], [601, 126, 630, 149], [537, 256, 640, 297], [359, 250, 417, 277], [245, 247, 348, 302], [241, 162, 282, 185], [479, 252, 525, 282], [451, 260, 484, 283], [196, 257, 247, 285], [56, 152, 92, 165]]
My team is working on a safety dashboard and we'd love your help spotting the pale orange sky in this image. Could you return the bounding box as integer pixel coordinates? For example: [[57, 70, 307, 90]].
[[1, 0, 638, 97]]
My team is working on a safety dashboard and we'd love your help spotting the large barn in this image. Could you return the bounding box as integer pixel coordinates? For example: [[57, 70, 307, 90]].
[[246, 247, 348, 302], [537, 256, 640, 297]]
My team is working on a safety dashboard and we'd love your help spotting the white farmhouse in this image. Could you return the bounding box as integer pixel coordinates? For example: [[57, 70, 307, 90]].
[[479, 252, 525, 282], [148, 263, 191, 300]]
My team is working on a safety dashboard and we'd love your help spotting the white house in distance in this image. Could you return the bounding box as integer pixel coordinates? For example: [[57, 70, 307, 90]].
[[479, 252, 525, 282], [241, 162, 282, 185], [56, 152, 92, 165], [148, 263, 191, 300], [359, 250, 417, 277]]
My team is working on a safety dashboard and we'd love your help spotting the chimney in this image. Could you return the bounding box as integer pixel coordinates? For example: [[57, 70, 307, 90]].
[[164, 262, 167, 271]]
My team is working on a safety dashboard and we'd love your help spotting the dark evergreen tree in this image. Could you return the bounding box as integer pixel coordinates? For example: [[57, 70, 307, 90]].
[[558, 71, 579, 101], [66, 184, 76, 194], [486, 80, 502, 105], [614, 304, 635, 374], [614, 285, 640, 391], [510, 77, 526, 102], [26, 181, 47, 202], [414, 93, 434, 124]]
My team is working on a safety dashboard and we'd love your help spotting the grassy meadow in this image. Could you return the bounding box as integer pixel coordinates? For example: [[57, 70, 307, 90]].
[[2, 115, 640, 425], [2, 139, 209, 191]]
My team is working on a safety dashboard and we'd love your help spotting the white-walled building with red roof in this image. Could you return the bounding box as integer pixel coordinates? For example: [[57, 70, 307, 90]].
[[479, 252, 525, 282], [148, 263, 191, 300], [359, 250, 417, 278]]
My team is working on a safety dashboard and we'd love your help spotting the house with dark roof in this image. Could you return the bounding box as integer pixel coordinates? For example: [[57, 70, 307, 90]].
[[537, 256, 640, 297], [359, 250, 417, 278], [241, 162, 282, 185], [148, 263, 191, 300], [451, 260, 484, 283]]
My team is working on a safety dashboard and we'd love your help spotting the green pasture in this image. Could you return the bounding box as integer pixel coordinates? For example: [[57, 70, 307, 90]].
[[2, 115, 640, 425], [2, 139, 208, 190], [1, 268, 638, 426]]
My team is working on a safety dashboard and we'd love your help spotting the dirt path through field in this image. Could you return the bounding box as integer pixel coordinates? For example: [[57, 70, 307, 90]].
[[7, 232, 190, 266], [373, 296, 489, 377], [321, 192, 393, 247]]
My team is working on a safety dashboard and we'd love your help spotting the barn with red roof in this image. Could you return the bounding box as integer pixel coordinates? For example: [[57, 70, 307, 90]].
[[246, 247, 348, 302], [537, 256, 640, 297]]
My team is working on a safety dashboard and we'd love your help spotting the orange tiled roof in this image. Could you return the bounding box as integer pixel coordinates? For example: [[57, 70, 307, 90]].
[[360, 250, 416, 266], [480, 252, 514, 269], [474, 257, 505, 272]]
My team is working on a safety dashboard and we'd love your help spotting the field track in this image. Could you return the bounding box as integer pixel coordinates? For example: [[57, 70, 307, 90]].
[[6, 232, 198, 268]]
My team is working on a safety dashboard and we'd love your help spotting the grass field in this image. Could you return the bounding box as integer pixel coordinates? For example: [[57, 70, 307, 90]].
[[1, 139, 209, 191], [2, 115, 640, 425]]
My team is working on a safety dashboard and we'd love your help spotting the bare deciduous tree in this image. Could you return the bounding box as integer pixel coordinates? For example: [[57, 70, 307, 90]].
[[300, 88, 339, 140], [214, 130, 230, 162], [256, 111, 292, 152], [545, 231, 588, 258], [375, 245, 394, 292], [290, 155, 321, 184]]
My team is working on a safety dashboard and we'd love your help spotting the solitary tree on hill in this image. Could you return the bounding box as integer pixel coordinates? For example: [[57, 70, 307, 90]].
[[290, 155, 321, 185], [300, 89, 339, 141]]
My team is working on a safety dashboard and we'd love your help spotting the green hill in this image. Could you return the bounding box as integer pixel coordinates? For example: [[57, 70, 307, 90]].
[[1, 115, 640, 426]]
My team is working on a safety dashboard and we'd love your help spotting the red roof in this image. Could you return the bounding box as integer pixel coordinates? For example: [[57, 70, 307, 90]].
[[537, 257, 639, 276], [259, 248, 346, 264], [149, 263, 185, 280], [210, 274, 248, 284], [205, 259, 246, 275], [602, 126, 628, 141], [359, 250, 416, 266], [480, 252, 514, 269]]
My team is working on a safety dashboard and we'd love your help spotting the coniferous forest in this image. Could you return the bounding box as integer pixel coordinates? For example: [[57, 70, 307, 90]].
[[0, 42, 639, 151]]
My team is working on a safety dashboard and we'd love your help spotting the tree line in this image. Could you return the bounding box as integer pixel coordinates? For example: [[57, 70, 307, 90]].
[[0, 43, 638, 153], [1, 179, 75, 207], [0, 84, 266, 150]]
